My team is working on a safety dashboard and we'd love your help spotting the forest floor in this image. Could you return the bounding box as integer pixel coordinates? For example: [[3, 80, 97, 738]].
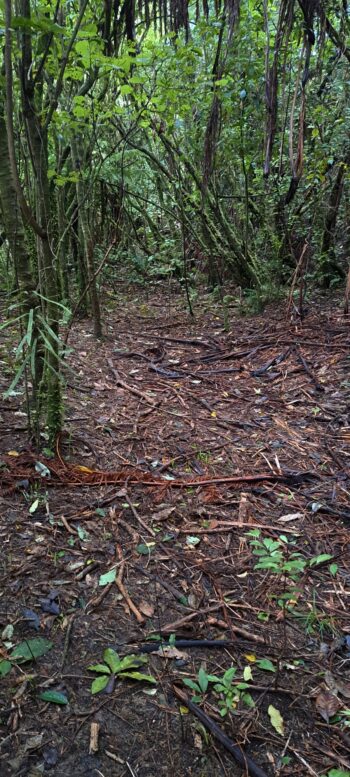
[[0, 283, 350, 777]]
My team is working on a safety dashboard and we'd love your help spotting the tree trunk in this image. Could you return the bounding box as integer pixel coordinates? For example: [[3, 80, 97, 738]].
[[0, 91, 44, 435], [19, 0, 62, 439], [320, 162, 346, 287], [71, 137, 102, 338]]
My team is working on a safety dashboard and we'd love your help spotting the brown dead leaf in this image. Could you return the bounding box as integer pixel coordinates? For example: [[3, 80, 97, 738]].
[[315, 691, 340, 722], [324, 671, 350, 700], [151, 506, 176, 521], [193, 733, 202, 751], [278, 512, 303, 522], [139, 601, 155, 618], [153, 646, 189, 660], [207, 617, 227, 629]]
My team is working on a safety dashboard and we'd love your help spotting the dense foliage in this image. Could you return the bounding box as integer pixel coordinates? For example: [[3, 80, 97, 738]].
[[0, 0, 349, 438]]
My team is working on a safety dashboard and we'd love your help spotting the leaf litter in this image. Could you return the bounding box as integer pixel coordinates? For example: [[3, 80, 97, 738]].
[[0, 286, 350, 776]]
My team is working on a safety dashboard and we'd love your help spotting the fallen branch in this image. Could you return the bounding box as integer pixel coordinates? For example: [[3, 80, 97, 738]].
[[172, 685, 269, 777], [107, 358, 156, 406], [124, 494, 156, 537], [294, 348, 324, 392], [158, 609, 266, 643], [181, 520, 299, 535], [2, 450, 317, 493]]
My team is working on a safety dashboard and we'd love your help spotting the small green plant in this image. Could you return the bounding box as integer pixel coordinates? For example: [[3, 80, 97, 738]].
[[291, 591, 337, 637], [183, 667, 212, 703], [332, 709, 350, 730], [88, 648, 157, 694], [247, 530, 333, 588], [0, 637, 53, 678], [196, 450, 211, 463], [210, 667, 255, 716], [183, 665, 254, 715], [247, 530, 307, 582], [247, 531, 334, 642]]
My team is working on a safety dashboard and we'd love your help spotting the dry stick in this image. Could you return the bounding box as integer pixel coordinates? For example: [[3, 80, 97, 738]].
[[172, 685, 269, 777], [181, 521, 299, 534], [107, 358, 157, 406], [287, 241, 309, 316], [87, 582, 114, 614], [61, 616, 74, 669], [60, 515, 77, 534], [124, 494, 156, 537], [66, 470, 313, 489], [294, 347, 324, 392], [159, 608, 266, 644], [89, 722, 100, 755], [116, 560, 145, 624]]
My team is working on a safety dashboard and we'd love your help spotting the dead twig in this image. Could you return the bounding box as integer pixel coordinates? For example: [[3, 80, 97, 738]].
[[61, 616, 74, 669], [158, 608, 267, 644], [124, 494, 156, 537], [116, 559, 145, 624], [107, 358, 156, 406], [89, 722, 100, 754]]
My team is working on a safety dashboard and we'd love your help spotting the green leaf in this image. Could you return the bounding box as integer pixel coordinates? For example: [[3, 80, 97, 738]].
[[186, 535, 201, 546], [119, 671, 157, 683], [11, 638, 53, 663], [183, 678, 201, 692], [256, 659, 276, 673], [103, 648, 121, 674], [213, 683, 225, 693], [77, 525, 89, 541], [136, 543, 155, 555], [243, 666, 253, 681], [99, 569, 116, 586], [39, 690, 68, 705], [0, 660, 12, 678], [223, 667, 236, 685], [198, 668, 208, 693], [309, 554, 333, 566], [117, 654, 148, 672], [87, 664, 111, 674], [29, 498, 39, 514], [242, 692, 255, 708], [268, 704, 284, 735], [91, 674, 110, 694], [329, 563, 338, 577]]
